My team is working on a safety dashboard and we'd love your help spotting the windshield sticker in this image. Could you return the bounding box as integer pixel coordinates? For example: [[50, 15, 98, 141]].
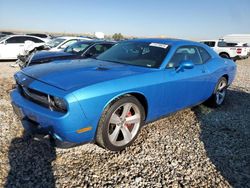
[[149, 43, 168, 49]]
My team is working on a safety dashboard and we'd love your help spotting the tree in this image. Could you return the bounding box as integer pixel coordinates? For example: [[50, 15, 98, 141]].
[[112, 33, 124, 41]]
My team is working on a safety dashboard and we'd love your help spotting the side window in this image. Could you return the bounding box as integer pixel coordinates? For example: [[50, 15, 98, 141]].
[[198, 47, 211, 63], [218, 41, 227, 47], [103, 43, 114, 49], [60, 40, 78, 49], [226, 42, 237, 47], [87, 44, 111, 56], [24, 36, 44, 43], [167, 46, 202, 68], [6, 36, 26, 44], [65, 43, 90, 54]]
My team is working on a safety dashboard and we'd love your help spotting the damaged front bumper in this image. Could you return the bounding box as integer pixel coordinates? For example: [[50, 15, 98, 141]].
[[10, 88, 96, 148]]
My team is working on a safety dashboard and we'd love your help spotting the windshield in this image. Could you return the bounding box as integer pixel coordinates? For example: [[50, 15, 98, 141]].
[[47, 38, 66, 48], [64, 42, 91, 55], [97, 41, 170, 68]]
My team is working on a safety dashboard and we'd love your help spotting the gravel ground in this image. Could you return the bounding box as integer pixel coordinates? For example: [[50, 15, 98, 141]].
[[0, 59, 249, 188]]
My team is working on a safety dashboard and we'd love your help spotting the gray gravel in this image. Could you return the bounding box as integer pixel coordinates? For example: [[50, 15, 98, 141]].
[[0, 59, 250, 187]]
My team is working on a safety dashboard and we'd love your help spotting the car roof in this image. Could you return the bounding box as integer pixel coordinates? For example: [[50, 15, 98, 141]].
[[126, 38, 201, 46]]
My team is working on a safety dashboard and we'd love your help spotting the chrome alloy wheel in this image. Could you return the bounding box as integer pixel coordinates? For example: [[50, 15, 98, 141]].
[[108, 102, 141, 146], [216, 79, 227, 105]]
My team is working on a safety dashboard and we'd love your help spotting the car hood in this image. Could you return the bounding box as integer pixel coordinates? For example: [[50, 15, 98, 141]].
[[22, 59, 152, 91], [32, 51, 75, 61]]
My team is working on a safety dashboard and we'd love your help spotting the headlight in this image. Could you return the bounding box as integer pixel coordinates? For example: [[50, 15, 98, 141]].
[[48, 96, 67, 112], [53, 97, 67, 111]]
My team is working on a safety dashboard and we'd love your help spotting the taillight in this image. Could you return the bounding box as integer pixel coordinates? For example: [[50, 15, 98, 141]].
[[236, 48, 242, 54]]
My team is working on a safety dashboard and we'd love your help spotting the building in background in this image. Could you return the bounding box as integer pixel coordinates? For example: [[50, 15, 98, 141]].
[[94, 32, 105, 39]]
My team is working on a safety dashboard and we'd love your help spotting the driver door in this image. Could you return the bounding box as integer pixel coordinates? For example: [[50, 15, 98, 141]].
[[161, 46, 209, 114]]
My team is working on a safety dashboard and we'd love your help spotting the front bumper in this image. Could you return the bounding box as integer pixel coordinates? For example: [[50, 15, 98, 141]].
[[10, 89, 96, 146], [20, 118, 80, 148]]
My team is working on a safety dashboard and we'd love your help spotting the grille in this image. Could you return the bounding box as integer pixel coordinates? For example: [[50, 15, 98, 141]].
[[17, 83, 51, 109]]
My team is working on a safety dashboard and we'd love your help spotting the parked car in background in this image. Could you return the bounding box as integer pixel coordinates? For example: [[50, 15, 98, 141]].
[[0, 31, 15, 35], [0, 31, 15, 38], [11, 39, 236, 151], [200, 40, 248, 60], [21, 40, 115, 68], [46, 36, 92, 52], [0, 35, 46, 60]]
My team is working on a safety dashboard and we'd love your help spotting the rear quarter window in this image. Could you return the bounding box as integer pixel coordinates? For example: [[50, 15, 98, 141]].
[[198, 47, 211, 63]]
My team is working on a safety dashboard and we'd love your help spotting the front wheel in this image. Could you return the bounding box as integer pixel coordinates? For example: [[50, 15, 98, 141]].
[[96, 96, 145, 151], [205, 77, 228, 107]]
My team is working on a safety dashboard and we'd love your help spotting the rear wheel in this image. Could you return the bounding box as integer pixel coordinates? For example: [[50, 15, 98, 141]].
[[96, 96, 145, 151], [219, 53, 230, 59], [205, 77, 228, 107]]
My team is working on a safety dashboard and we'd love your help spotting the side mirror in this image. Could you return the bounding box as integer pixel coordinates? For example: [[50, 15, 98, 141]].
[[176, 60, 194, 72]]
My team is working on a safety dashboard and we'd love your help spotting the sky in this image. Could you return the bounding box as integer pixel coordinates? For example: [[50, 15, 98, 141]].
[[0, 0, 249, 40]]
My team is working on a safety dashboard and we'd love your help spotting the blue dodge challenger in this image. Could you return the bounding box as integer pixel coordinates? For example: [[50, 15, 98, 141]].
[[11, 39, 236, 151]]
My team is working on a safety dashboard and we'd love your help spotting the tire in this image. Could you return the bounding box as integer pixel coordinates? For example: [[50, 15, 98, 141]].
[[204, 77, 228, 107], [219, 53, 230, 59], [96, 95, 145, 151]]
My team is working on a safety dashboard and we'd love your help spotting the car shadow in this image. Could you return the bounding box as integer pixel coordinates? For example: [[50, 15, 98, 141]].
[[4, 132, 56, 188], [192, 88, 250, 187]]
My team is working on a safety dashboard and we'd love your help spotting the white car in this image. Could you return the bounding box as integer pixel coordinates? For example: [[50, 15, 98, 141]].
[[0, 35, 46, 60], [47, 37, 92, 52], [200, 40, 248, 60]]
